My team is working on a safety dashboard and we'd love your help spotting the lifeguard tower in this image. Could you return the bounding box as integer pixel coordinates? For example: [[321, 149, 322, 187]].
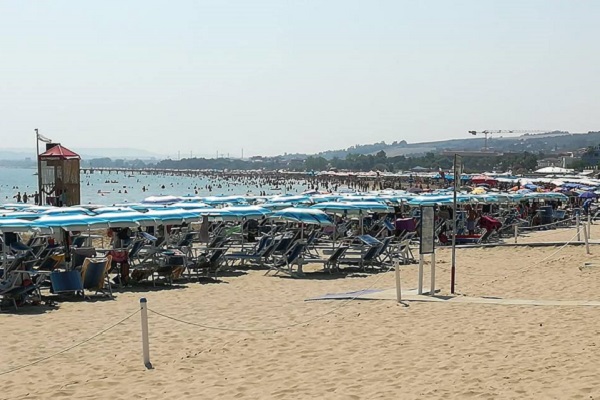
[[38, 143, 81, 206]]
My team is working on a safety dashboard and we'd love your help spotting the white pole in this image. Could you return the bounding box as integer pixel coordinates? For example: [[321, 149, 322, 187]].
[[418, 253, 424, 295], [588, 213, 592, 240], [140, 298, 152, 369], [395, 258, 402, 302], [514, 224, 518, 244], [577, 213, 581, 242], [430, 252, 436, 296], [583, 225, 590, 255]]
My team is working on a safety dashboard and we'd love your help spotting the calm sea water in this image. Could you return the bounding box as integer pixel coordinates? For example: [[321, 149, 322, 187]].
[[0, 167, 307, 206]]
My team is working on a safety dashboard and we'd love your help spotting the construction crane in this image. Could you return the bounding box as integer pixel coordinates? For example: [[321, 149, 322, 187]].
[[468, 130, 547, 152]]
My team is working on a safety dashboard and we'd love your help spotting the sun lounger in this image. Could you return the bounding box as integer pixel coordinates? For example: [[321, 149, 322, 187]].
[[303, 245, 349, 273], [80, 256, 113, 298], [265, 242, 306, 277], [188, 247, 229, 279], [339, 244, 381, 271], [50, 270, 84, 297]]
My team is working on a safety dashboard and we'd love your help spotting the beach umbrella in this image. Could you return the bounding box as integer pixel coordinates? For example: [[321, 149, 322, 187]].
[[270, 207, 333, 226], [311, 194, 343, 203], [0, 211, 42, 220], [166, 202, 210, 210], [269, 195, 313, 204], [344, 201, 394, 213], [0, 218, 52, 234], [260, 202, 297, 210], [202, 196, 249, 206], [41, 207, 94, 216], [32, 214, 110, 231], [312, 202, 362, 216], [93, 206, 137, 214], [579, 191, 596, 199], [223, 206, 272, 219], [94, 211, 160, 227], [142, 195, 183, 204], [341, 195, 386, 203], [144, 209, 202, 224]]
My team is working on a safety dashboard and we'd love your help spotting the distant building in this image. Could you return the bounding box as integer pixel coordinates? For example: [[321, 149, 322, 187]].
[[581, 147, 600, 166], [537, 154, 579, 168]]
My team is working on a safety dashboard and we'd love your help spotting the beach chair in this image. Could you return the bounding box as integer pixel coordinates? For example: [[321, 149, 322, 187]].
[[304, 245, 349, 273], [127, 239, 146, 266], [50, 270, 84, 298], [339, 245, 381, 271], [0, 256, 42, 310], [189, 247, 229, 279], [396, 238, 416, 265], [71, 247, 97, 270], [80, 256, 113, 298], [169, 231, 197, 257], [37, 252, 64, 271], [374, 236, 393, 267], [153, 251, 187, 284], [265, 242, 306, 277], [71, 236, 88, 248], [225, 235, 272, 267]]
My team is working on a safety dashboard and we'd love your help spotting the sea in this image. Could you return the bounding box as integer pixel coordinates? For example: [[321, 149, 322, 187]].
[[0, 167, 307, 206]]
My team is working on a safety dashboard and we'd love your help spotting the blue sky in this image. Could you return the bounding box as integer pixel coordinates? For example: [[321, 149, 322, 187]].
[[1, 0, 598, 158]]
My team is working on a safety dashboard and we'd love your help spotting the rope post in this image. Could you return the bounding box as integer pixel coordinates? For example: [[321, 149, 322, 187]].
[[583, 225, 591, 255], [140, 298, 153, 369], [514, 224, 518, 244], [588, 213, 592, 240], [417, 253, 424, 295], [577, 213, 581, 242], [394, 258, 402, 303], [429, 252, 436, 296]]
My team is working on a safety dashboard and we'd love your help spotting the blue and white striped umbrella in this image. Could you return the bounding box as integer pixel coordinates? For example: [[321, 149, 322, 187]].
[[270, 207, 333, 226], [0, 211, 41, 220], [0, 218, 52, 234], [202, 196, 249, 206], [94, 211, 159, 227], [41, 207, 95, 216], [32, 214, 110, 231], [144, 209, 202, 224], [223, 206, 272, 219]]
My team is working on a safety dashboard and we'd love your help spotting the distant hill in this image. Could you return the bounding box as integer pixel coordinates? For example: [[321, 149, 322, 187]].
[[0, 147, 165, 161], [283, 131, 600, 160]]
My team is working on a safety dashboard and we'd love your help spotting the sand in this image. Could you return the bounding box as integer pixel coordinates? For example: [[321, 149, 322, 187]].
[[2, 225, 600, 399]]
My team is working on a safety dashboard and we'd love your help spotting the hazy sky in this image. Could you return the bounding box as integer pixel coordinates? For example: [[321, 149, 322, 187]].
[[1, 1, 599, 158]]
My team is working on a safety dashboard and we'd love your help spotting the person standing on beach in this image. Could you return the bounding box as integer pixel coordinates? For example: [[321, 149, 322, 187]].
[[22, 192, 28, 203], [13, 191, 21, 203]]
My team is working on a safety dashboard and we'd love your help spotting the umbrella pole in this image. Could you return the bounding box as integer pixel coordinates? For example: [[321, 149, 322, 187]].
[[241, 217, 245, 251], [63, 228, 71, 270], [360, 210, 364, 235], [2, 233, 6, 270]]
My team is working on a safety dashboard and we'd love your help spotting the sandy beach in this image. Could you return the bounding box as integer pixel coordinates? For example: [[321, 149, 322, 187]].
[[2, 225, 600, 399]]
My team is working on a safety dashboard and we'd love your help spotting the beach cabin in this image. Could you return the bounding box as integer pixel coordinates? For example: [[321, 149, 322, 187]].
[[38, 143, 81, 206]]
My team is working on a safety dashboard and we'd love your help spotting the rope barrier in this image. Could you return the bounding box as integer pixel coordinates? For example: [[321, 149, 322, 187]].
[[530, 228, 585, 268], [148, 267, 393, 332], [519, 219, 574, 231], [0, 308, 140, 376], [518, 226, 579, 239]]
